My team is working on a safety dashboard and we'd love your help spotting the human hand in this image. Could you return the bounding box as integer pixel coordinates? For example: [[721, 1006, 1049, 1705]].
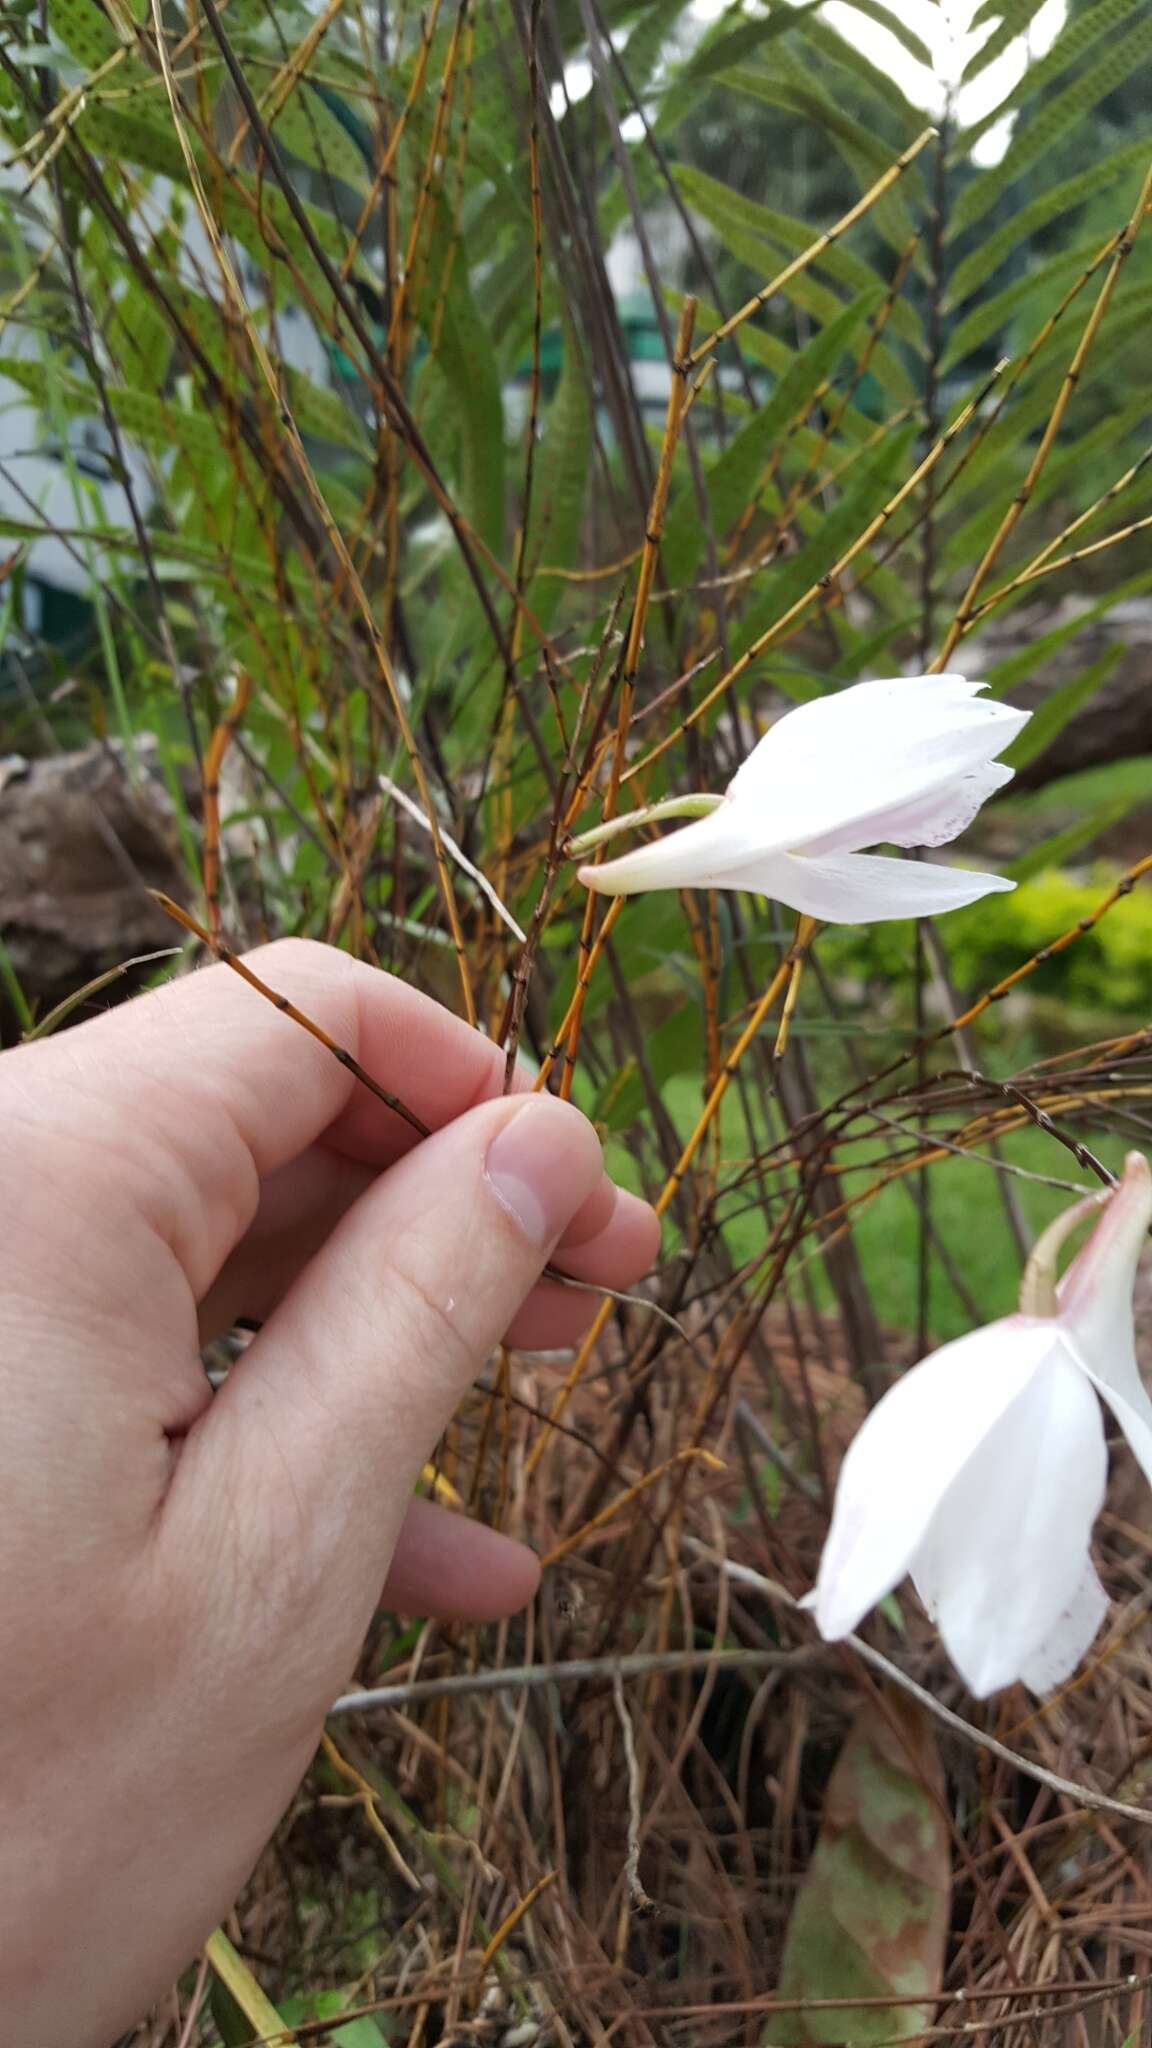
[[0, 943, 659, 2044]]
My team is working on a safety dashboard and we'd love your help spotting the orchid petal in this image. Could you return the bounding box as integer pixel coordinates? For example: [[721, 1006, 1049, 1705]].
[[709, 849, 1015, 923], [1073, 1367, 1152, 1492], [1055, 1155, 1152, 1484], [910, 1351, 1106, 1697], [577, 797, 752, 897], [811, 1320, 1057, 1642], [800, 760, 1015, 858], [725, 675, 1028, 859], [1015, 1563, 1109, 1696], [1058, 1153, 1152, 1456]]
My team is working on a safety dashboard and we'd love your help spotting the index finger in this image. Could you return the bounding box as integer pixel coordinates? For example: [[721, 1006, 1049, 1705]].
[[9, 939, 526, 1297]]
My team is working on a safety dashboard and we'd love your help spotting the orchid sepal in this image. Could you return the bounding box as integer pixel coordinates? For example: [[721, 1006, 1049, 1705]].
[[809, 1153, 1152, 1696]]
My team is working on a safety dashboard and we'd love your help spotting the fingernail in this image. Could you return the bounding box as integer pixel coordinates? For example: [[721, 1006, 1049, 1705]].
[[484, 1099, 602, 1249]]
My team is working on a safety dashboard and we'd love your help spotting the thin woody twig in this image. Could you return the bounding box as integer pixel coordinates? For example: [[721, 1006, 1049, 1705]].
[[622, 358, 1009, 782], [703, 1551, 1152, 1831], [613, 1671, 654, 1914], [149, 893, 432, 1137], [687, 129, 935, 366], [329, 1644, 809, 1716], [378, 774, 527, 942]]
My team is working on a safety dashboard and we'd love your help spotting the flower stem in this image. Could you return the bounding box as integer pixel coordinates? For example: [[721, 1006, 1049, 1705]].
[[1018, 1190, 1109, 1317], [566, 793, 722, 859]]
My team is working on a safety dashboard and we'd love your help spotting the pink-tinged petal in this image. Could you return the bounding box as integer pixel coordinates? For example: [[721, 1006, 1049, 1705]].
[[801, 760, 1015, 858], [1015, 1563, 1108, 1696], [1071, 1369, 1152, 1491], [710, 849, 1015, 923], [911, 1350, 1106, 1697], [577, 796, 754, 896], [811, 1320, 1057, 1642], [1058, 1153, 1152, 1454], [725, 675, 1028, 860]]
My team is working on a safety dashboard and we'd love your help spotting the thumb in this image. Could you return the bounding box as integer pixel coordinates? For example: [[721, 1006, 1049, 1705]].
[[170, 1093, 602, 1641]]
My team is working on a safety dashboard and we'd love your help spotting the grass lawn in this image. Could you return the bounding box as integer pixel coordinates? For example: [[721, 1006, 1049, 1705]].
[[604, 1053, 1130, 1349]]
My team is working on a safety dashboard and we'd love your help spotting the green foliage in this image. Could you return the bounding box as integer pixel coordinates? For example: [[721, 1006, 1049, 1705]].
[[964, 0, 1145, 145], [961, 0, 1049, 85], [986, 573, 1152, 694], [210, 1982, 260, 2048], [671, 165, 917, 340], [279, 1993, 391, 2045], [721, 60, 911, 180], [824, 865, 1152, 1018], [264, 86, 375, 196], [953, 12, 1152, 232], [945, 138, 1152, 306], [1005, 797, 1138, 884], [830, 0, 933, 70], [1003, 645, 1124, 771], [732, 423, 916, 660], [592, 995, 703, 1131], [661, 289, 885, 589], [48, 0, 124, 68], [943, 239, 1092, 367], [0, 0, 1146, 736], [522, 318, 591, 630], [411, 196, 506, 554]]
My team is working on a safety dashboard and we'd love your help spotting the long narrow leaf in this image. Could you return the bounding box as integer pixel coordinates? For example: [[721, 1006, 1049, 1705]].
[[732, 423, 914, 661], [953, 18, 1152, 234], [672, 163, 922, 346], [965, 0, 1143, 143], [523, 321, 592, 631], [1003, 644, 1125, 772], [205, 1928, 298, 2045], [662, 290, 883, 589], [946, 138, 1152, 301], [1007, 797, 1141, 883], [961, 0, 1048, 87], [943, 241, 1097, 366]]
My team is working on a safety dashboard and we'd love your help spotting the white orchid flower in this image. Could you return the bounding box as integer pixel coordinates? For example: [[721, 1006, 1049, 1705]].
[[575, 674, 1029, 923], [809, 1152, 1152, 1697]]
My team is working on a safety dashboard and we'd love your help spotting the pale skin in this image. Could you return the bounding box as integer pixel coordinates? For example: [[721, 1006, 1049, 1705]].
[[0, 940, 660, 2045]]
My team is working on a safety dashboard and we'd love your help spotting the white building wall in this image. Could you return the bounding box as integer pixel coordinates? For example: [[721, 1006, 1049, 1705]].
[[0, 168, 336, 610]]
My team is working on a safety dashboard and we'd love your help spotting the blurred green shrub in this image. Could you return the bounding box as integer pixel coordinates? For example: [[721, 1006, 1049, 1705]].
[[821, 865, 1152, 1017]]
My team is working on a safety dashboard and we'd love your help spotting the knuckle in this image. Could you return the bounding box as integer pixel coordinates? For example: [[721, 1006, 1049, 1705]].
[[241, 934, 341, 979], [386, 1257, 480, 1377]]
